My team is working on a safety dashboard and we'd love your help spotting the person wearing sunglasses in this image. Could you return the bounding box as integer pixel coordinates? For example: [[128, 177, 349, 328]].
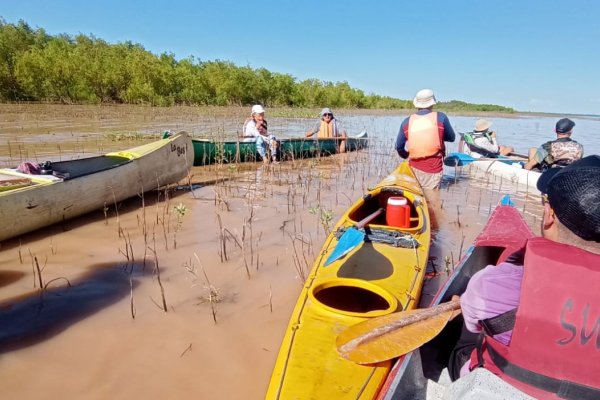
[[242, 104, 279, 164], [305, 108, 348, 153]]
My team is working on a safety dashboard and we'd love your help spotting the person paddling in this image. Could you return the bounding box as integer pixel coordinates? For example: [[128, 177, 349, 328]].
[[450, 155, 600, 399]]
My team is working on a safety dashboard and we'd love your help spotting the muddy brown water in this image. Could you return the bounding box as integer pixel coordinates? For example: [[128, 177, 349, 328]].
[[0, 104, 544, 399]]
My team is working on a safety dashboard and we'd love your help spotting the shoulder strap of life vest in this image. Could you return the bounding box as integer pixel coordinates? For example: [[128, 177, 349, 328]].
[[472, 237, 600, 399], [461, 131, 497, 158]]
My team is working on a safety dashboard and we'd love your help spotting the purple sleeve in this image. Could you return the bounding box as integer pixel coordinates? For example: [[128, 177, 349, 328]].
[[460, 262, 523, 346]]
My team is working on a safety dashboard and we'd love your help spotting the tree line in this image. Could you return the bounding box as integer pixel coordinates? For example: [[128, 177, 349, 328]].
[[0, 19, 514, 112]]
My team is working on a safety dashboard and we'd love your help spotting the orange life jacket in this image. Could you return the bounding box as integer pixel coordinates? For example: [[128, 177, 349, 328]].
[[406, 112, 442, 159], [317, 120, 339, 138], [470, 237, 600, 400]]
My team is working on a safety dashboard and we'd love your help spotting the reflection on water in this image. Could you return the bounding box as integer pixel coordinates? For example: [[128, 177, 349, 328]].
[[0, 270, 25, 288], [0, 264, 140, 353]]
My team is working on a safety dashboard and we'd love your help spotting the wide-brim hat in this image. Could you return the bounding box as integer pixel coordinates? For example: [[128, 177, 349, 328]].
[[413, 89, 437, 109], [537, 155, 600, 242], [474, 119, 492, 132]]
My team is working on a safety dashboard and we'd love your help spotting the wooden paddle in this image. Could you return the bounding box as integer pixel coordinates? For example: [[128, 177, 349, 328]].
[[508, 151, 528, 159], [323, 208, 384, 266], [336, 299, 461, 364]]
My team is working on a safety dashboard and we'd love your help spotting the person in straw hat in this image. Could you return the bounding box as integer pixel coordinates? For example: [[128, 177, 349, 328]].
[[462, 118, 514, 157], [395, 88, 456, 189]]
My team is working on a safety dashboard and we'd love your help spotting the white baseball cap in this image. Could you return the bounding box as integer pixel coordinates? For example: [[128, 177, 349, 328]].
[[251, 105, 265, 114]]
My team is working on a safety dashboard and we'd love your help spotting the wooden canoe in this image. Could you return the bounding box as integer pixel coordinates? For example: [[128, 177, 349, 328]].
[[191, 131, 368, 165], [376, 198, 534, 399], [0, 131, 193, 242], [266, 162, 430, 399]]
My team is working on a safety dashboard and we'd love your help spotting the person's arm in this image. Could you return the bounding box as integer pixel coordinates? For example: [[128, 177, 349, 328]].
[[338, 122, 347, 138], [395, 120, 409, 159], [305, 121, 320, 137], [474, 136, 500, 153], [440, 113, 456, 142], [241, 120, 259, 138]]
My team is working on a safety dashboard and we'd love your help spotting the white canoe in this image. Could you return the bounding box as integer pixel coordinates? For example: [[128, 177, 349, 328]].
[[0, 131, 193, 242], [454, 143, 541, 194], [467, 158, 541, 194]]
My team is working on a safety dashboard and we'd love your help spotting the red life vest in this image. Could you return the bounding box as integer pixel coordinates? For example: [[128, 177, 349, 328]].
[[470, 237, 600, 399], [405, 112, 442, 159]]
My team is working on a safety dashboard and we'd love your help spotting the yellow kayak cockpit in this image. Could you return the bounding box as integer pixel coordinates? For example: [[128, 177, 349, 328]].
[[310, 278, 399, 318]]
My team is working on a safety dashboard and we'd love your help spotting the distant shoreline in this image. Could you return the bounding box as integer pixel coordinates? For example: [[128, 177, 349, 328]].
[[0, 102, 596, 121]]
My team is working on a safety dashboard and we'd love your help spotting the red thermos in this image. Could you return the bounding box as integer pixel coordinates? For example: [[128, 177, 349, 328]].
[[386, 196, 411, 228]]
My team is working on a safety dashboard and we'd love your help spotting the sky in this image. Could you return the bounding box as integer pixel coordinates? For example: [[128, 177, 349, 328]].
[[2, 0, 600, 115]]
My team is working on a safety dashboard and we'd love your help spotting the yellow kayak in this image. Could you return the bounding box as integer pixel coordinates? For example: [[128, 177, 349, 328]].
[[266, 162, 431, 399]]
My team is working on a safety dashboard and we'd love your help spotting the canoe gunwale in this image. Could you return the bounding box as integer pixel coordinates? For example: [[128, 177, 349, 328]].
[[377, 204, 535, 400], [0, 132, 193, 242], [192, 132, 368, 165]]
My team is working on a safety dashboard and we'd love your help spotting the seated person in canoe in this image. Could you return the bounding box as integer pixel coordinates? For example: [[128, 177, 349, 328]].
[[242, 104, 278, 164], [524, 117, 583, 171], [305, 107, 347, 153], [461, 119, 514, 157], [451, 155, 600, 399]]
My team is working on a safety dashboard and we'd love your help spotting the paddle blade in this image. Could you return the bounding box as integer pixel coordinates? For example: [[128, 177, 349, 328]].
[[336, 299, 460, 364], [324, 228, 365, 266]]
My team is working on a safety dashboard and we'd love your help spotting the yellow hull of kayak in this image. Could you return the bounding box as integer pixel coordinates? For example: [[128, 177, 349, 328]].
[[266, 162, 431, 399]]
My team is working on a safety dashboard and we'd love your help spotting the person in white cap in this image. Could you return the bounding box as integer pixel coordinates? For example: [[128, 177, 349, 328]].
[[395, 89, 456, 189], [242, 104, 278, 164], [462, 118, 514, 157], [305, 107, 348, 153]]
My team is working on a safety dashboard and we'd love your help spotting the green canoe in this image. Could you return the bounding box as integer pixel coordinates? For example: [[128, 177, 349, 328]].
[[191, 131, 368, 166]]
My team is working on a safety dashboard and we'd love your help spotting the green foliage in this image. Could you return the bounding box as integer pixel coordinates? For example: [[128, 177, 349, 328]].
[[437, 100, 515, 113], [0, 19, 514, 112]]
